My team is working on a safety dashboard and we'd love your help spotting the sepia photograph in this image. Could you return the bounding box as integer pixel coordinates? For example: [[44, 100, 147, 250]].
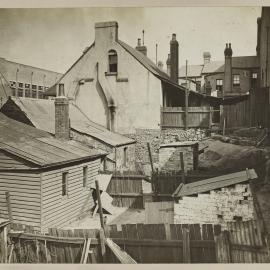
[[0, 0, 270, 265]]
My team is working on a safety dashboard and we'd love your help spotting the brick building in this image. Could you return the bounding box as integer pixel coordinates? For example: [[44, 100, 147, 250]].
[[0, 57, 62, 106]]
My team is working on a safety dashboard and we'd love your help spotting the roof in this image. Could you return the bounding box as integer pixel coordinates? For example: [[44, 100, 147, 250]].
[[202, 56, 259, 74], [179, 65, 203, 78], [173, 169, 257, 198], [0, 113, 105, 169], [4, 97, 135, 147], [0, 70, 12, 100], [160, 141, 199, 148], [0, 218, 10, 228]]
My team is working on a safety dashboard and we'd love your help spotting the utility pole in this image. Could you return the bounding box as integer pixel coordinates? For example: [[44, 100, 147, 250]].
[[185, 60, 189, 130], [155, 43, 158, 65]]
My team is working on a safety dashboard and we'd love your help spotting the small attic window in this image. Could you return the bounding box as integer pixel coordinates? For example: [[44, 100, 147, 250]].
[[108, 50, 118, 73]]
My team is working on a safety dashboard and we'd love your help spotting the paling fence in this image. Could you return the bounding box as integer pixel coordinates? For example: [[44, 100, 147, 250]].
[[161, 107, 217, 129], [1, 220, 270, 263]]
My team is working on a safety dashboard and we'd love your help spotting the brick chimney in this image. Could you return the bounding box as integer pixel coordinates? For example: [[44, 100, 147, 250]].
[[170, 33, 179, 83], [203, 52, 211, 64], [256, 17, 261, 57], [224, 43, 233, 97], [135, 38, 147, 56], [55, 83, 70, 140], [166, 54, 171, 76], [95, 21, 118, 46]]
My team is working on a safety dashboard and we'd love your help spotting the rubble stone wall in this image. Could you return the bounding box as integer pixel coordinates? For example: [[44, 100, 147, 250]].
[[174, 184, 255, 229]]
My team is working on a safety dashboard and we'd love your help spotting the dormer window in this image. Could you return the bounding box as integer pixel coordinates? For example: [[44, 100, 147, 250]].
[[108, 50, 118, 73]]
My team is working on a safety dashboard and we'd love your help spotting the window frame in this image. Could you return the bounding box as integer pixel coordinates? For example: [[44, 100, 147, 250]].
[[62, 172, 68, 197], [108, 49, 118, 73], [233, 74, 240, 86], [123, 147, 128, 167], [83, 166, 88, 188], [216, 79, 223, 91], [252, 72, 258, 79]]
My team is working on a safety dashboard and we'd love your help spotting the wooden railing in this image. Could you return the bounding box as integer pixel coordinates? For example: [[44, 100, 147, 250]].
[[161, 106, 219, 129]]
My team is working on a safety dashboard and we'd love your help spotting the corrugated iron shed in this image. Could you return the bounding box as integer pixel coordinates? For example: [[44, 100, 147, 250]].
[[173, 169, 257, 198], [0, 113, 106, 168], [4, 97, 135, 147]]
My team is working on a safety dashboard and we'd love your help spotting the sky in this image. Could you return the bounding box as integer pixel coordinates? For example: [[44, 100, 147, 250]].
[[0, 7, 262, 73]]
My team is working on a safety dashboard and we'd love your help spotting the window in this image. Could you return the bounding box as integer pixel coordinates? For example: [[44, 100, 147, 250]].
[[32, 84, 37, 90], [233, 74, 240, 86], [108, 50, 118, 73], [18, 82, 23, 88], [252, 72, 258, 79], [38, 91, 44, 99], [216, 79, 223, 91], [32, 90, 37, 98], [62, 172, 68, 196], [83, 166, 88, 187], [25, 83, 30, 89], [38, 85, 43, 91], [123, 147, 127, 167], [25, 89, 30, 97], [17, 89, 23, 97]]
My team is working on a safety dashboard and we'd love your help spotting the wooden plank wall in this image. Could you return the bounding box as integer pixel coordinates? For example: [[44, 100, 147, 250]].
[[41, 159, 100, 231], [106, 174, 144, 209], [0, 172, 41, 230], [0, 152, 35, 170], [106, 223, 220, 263], [161, 107, 211, 128], [216, 220, 270, 263], [223, 98, 251, 129], [254, 87, 270, 128]]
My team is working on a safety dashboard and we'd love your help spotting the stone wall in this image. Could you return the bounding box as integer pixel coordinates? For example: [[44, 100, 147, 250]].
[[126, 127, 207, 174], [174, 184, 255, 229]]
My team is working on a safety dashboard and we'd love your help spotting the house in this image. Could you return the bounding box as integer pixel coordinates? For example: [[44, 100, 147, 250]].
[[44, 21, 219, 170], [0, 112, 106, 232], [178, 49, 260, 98], [0, 57, 62, 102], [0, 84, 136, 172]]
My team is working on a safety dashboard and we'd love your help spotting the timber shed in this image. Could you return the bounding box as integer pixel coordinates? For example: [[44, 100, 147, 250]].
[[0, 113, 106, 232]]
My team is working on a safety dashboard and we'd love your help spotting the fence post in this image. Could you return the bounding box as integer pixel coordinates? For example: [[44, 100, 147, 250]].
[[95, 180, 105, 230], [99, 228, 106, 263], [147, 142, 154, 173], [180, 152, 186, 184], [182, 228, 191, 263], [215, 230, 231, 263]]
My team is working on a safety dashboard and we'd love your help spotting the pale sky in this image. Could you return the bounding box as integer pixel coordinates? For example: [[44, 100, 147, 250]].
[[0, 7, 262, 73]]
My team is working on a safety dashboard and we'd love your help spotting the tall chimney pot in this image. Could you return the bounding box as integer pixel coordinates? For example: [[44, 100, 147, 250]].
[[170, 33, 179, 83]]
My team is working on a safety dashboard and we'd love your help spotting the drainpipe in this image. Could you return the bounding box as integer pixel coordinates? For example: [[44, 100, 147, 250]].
[[15, 68, 19, 97]]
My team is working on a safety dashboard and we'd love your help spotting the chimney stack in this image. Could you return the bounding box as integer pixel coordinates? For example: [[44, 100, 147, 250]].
[[55, 83, 70, 140], [166, 54, 171, 76], [95, 21, 118, 46], [170, 33, 179, 83], [203, 52, 211, 64], [158, 61, 164, 70], [135, 38, 147, 56], [223, 43, 233, 97]]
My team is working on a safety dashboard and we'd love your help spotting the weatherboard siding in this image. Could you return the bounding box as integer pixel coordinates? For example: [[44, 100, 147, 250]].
[[41, 159, 100, 231], [0, 151, 34, 170], [0, 172, 41, 230]]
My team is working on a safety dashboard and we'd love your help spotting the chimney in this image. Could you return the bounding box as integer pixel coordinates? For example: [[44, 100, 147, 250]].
[[170, 33, 179, 83], [135, 38, 147, 56], [166, 54, 171, 76], [223, 43, 233, 97], [95, 21, 118, 46], [203, 52, 211, 64], [55, 84, 70, 140]]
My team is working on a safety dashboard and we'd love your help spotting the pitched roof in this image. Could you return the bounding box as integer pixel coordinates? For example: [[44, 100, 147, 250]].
[[173, 169, 257, 198], [202, 56, 259, 74], [0, 113, 105, 168], [4, 97, 135, 147], [179, 65, 203, 78]]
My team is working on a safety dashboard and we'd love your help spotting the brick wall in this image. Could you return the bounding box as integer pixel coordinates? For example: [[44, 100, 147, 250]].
[[174, 184, 255, 229]]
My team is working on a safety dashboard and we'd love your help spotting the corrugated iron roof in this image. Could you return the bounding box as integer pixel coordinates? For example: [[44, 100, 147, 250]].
[[173, 169, 257, 198], [0, 113, 105, 168], [179, 65, 203, 78], [6, 97, 135, 147]]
